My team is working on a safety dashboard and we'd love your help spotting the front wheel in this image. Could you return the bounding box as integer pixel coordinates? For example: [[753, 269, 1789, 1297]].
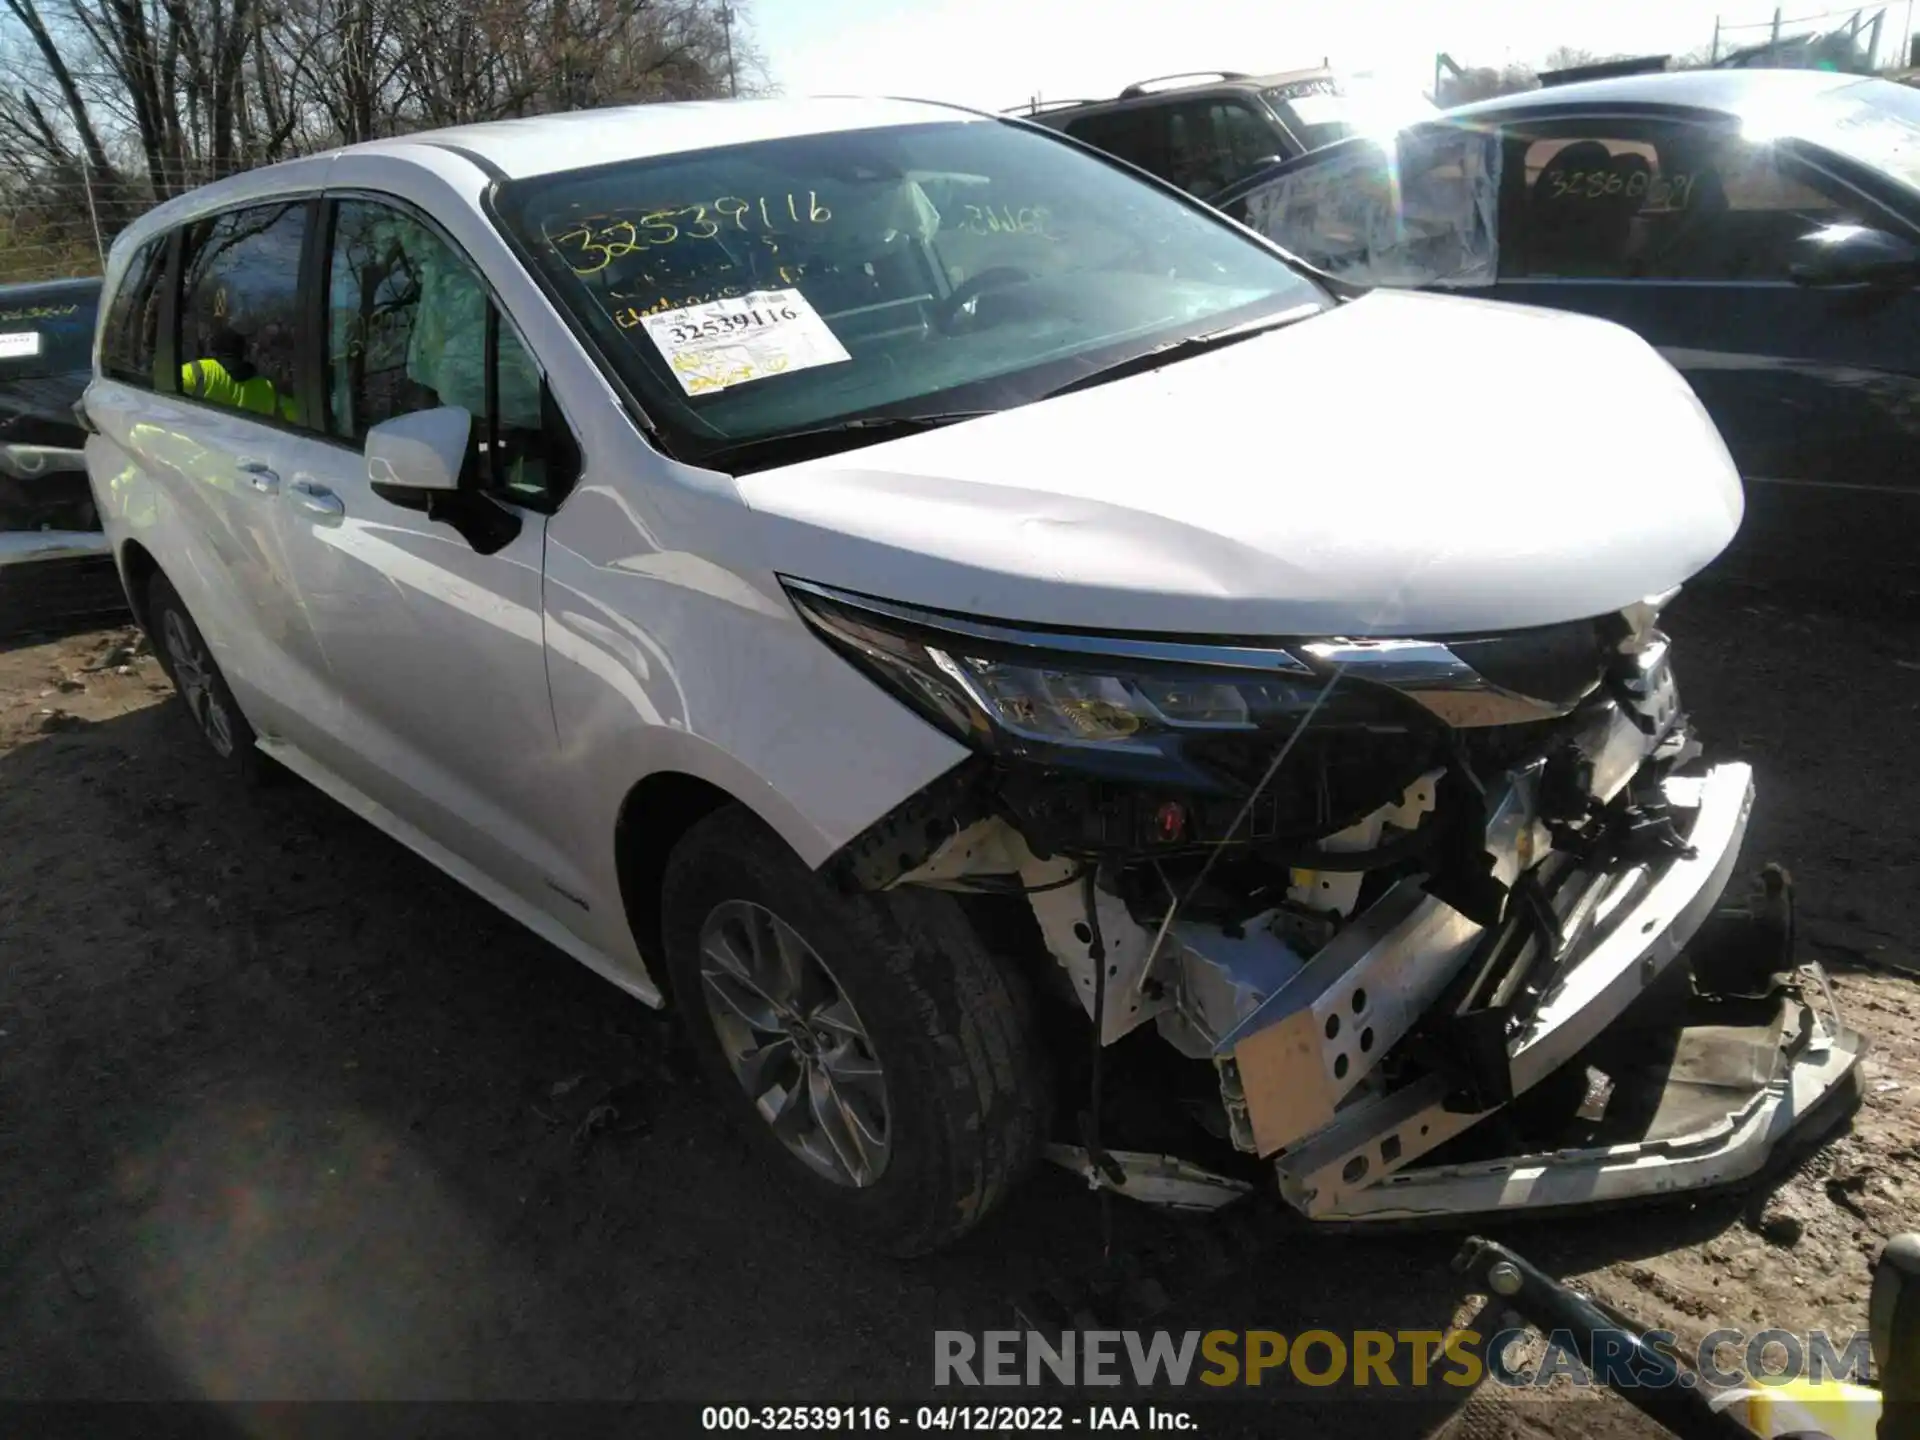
[[661, 805, 1047, 1256]]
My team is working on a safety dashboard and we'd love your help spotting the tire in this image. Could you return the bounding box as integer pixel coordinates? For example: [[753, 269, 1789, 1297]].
[[661, 805, 1047, 1256], [145, 571, 268, 783]]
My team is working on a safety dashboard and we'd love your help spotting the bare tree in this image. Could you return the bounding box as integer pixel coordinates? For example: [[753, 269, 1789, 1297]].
[[1440, 62, 1539, 105], [1541, 45, 1611, 73], [0, 0, 757, 276]]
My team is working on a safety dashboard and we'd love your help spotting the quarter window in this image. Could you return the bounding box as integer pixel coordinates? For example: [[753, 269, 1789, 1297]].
[[1063, 109, 1166, 176], [325, 198, 562, 505], [1238, 128, 1502, 287], [101, 239, 168, 387], [177, 202, 309, 422]]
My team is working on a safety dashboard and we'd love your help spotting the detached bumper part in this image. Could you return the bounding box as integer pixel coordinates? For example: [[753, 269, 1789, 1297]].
[[1248, 763, 1865, 1221], [1305, 984, 1860, 1221]]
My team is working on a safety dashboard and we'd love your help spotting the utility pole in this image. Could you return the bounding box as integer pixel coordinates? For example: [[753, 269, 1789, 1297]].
[[719, 3, 737, 97]]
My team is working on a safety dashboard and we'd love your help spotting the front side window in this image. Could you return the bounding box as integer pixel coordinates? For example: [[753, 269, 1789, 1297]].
[[101, 240, 167, 387], [1161, 100, 1284, 198], [1504, 121, 1883, 281], [177, 201, 308, 422], [494, 119, 1322, 465], [327, 199, 557, 504]]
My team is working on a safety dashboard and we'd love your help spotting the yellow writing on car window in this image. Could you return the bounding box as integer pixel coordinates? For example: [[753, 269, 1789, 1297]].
[[955, 204, 1050, 237], [613, 286, 746, 327], [1642, 174, 1696, 211], [607, 263, 821, 326], [0, 304, 80, 322], [548, 193, 834, 276], [1545, 170, 1694, 209]]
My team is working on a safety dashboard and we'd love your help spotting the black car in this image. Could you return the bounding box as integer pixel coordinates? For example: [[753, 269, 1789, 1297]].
[[1214, 70, 1920, 602], [1021, 68, 1369, 201], [0, 276, 123, 631]]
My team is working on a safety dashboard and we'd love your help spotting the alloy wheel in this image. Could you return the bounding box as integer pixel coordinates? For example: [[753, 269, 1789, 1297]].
[[697, 898, 892, 1188], [161, 608, 236, 758]]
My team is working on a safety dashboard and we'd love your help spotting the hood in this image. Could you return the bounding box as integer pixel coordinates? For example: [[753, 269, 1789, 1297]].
[[734, 290, 1744, 637]]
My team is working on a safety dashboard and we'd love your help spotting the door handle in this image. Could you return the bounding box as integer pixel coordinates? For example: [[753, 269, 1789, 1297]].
[[238, 461, 280, 494], [287, 478, 346, 521]]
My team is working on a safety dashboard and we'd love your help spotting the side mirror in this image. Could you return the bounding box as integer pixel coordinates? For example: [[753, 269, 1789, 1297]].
[[366, 406, 470, 502], [1788, 223, 1920, 289]]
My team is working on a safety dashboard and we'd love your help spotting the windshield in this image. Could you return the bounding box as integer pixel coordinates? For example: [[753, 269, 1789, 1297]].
[[0, 292, 96, 382], [493, 119, 1324, 463], [1808, 79, 1920, 190], [1263, 79, 1360, 153]]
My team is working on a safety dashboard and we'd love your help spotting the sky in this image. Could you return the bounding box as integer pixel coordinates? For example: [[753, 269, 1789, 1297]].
[[747, 0, 1912, 108]]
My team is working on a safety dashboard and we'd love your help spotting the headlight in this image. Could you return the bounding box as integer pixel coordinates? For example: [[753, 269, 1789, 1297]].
[[781, 578, 1422, 768]]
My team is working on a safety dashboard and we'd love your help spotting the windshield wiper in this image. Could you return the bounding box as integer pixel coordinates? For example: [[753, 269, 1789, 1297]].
[[693, 411, 997, 472], [1037, 302, 1323, 401]]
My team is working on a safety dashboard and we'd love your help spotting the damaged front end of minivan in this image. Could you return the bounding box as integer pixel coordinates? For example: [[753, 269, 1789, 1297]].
[[794, 577, 1863, 1224]]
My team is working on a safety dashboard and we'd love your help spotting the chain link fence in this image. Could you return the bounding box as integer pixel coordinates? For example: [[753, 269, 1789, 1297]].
[[0, 158, 245, 289]]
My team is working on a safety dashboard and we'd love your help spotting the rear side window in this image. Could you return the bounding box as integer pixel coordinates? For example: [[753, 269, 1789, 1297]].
[[177, 201, 309, 424], [1503, 124, 1888, 281], [1064, 108, 1167, 177], [101, 240, 167, 386]]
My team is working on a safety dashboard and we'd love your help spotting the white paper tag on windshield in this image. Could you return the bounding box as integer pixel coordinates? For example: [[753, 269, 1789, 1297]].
[[0, 331, 42, 361], [640, 289, 850, 396]]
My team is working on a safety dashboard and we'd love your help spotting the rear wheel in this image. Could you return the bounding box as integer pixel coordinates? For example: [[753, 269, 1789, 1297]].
[[661, 805, 1047, 1256], [145, 571, 267, 783]]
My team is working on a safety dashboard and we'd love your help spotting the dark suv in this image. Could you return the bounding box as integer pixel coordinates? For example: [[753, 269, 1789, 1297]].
[[1, 276, 122, 631], [1021, 68, 1365, 200]]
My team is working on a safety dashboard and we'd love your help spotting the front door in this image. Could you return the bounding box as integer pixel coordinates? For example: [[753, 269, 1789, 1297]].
[[271, 192, 589, 915]]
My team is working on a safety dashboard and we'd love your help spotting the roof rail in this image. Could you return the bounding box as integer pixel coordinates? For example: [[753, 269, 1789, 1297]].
[[1117, 70, 1251, 99], [998, 98, 1100, 115]]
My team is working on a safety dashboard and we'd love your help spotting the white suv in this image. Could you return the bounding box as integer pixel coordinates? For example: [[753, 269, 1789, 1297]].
[[84, 97, 1860, 1255]]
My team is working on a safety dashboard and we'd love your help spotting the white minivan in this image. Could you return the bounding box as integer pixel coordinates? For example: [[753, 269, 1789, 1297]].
[[84, 97, 1860, 1255]]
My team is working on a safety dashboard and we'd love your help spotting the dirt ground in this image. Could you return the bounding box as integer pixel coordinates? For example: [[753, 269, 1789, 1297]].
[[1, 582, 1914, 1436]]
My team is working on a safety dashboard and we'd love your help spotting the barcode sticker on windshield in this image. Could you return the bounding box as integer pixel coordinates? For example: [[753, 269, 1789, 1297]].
[[640, 288, 850, 396], [0, 331, 42, 361]]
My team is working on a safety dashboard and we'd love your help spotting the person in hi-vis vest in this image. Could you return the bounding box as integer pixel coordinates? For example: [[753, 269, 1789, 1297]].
[[181, 325, 300, 423]]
